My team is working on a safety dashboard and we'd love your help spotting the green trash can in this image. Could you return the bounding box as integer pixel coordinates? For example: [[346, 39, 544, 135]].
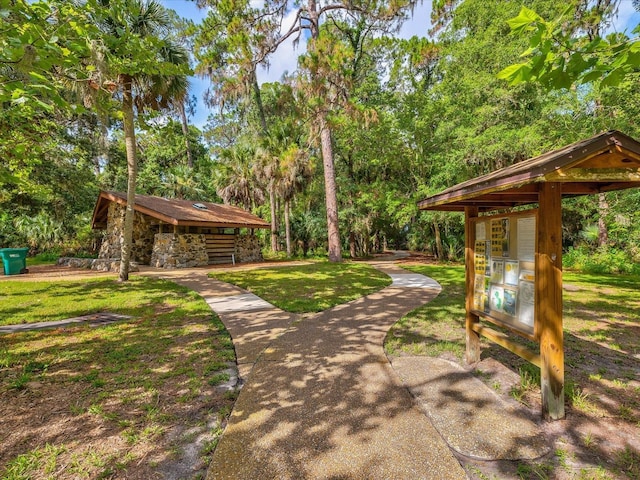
[[0, 248, 29, 275]]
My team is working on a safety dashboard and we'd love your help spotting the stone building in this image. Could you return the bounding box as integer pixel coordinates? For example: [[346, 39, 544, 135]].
[[91, 191, 270, 269]]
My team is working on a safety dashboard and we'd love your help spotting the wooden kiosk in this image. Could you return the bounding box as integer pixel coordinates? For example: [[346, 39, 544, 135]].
[[418, 131, 640, 420]]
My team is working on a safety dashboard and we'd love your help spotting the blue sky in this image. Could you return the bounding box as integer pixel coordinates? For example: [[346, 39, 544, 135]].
[[161, 0, 639, 129]]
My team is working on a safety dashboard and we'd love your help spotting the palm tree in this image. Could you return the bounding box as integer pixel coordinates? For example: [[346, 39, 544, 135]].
[[14, 212, 65, 252], [256, 137, 284, 253], [160, 164, 205, 200], [215, 143, 265, 211], [89, 0, 190, 281], [279, 145, 312, 257]]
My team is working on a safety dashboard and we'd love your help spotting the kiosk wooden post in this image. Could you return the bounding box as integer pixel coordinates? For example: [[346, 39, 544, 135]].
[[465, 206, 481, 363], [536, 183, 565, 420]]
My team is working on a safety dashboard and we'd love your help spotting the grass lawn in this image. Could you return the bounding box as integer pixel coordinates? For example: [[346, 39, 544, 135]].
[[0, 276, 236, 480], [0, 277, 184, 326], [386, 263, 640, 479], [210, 261, 392, 313]]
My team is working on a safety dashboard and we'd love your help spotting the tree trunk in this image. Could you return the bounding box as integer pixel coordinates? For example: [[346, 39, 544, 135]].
[[349, 232, 358, 259], [284, 199, 292, 257], [319, 114, 342, 262], [177, 99, 193, 168], [119, 75, 137, 282], [252, 72, 268, 135], [349, 231, 357, 259], [270, 183, 278, 252], [309, 0, 341, 263], [597, 192, 609, 247], [433, 220, 443, 260]]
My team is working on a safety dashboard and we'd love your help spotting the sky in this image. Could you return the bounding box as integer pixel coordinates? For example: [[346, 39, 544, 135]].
[[160, 0, 639, 129], [160, 0, 434, 128]]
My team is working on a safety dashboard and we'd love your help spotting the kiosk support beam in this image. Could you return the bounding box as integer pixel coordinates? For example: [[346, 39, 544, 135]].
[[465, 206, 481, 364], [537, 183, 565, 420]]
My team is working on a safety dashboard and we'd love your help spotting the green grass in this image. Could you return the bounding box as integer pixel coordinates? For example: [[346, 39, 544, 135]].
[[27, 252, 61, 266], [0, 276, 236, 479], [210, 261, 392, 313], [385, 264, 466, 358], [0, 276, 182, 326]]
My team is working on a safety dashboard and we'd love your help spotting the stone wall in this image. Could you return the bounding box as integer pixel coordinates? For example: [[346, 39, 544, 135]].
[[236, 234, 263, 263], [58, 257, 139, 272], [150, 233, 209, 268], [98, 203, 155, 264]]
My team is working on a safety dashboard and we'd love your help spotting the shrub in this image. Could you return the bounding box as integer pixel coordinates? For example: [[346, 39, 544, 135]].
[[564, 246, 640, 275]]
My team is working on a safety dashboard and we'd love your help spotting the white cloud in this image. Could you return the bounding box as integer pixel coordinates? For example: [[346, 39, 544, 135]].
[[611, 1, 639, 33], [257, 8, 307, 84]]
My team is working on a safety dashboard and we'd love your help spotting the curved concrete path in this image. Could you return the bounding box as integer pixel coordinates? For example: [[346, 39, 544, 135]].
[[144, 259, 548, 479], [210, 262, 467, 479]]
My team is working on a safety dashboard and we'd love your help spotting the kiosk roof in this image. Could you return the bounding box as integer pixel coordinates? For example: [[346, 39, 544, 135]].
[[418, 130, 640, 212]]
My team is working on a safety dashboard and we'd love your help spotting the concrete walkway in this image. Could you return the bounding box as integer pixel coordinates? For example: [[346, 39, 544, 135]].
[[0, 313, 132, 334], [144, 260, 548, 479]]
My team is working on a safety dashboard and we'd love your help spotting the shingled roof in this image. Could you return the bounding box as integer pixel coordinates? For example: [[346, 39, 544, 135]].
[[92, 191, 270, 229], [418, 130, 640, 212]]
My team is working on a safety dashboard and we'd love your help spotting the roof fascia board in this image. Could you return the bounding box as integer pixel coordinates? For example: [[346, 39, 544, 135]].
[[545, 168, 640, 183], [176, 221, 270, 229]]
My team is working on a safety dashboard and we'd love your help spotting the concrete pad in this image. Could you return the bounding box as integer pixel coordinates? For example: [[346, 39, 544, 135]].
[[0, 313, 132, 334], [206, 293, 275, 313], [391, 356, 549, 460], [389, 273, 442, 290], [208, 357, 466, 480]]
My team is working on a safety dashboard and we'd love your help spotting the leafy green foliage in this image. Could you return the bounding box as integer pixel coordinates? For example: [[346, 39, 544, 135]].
[[499, 4, 640, 89], [0, 0, 94, 110], [2, 0, 640, 270], [130, 120, 215, 200]]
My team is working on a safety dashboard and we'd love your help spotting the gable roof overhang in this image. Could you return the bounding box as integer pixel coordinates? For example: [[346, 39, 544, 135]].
[[418, 130, 640, 212], [91, 191, 271, 230]]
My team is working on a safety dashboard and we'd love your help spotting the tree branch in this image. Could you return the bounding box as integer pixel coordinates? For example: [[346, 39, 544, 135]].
[[252, 7, 310, 65]]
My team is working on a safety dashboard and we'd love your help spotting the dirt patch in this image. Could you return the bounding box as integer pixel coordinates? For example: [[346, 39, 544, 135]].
[[1, 363, 232, 479], [0, 264, 116, 282], [458, 351, 640, 479], [394, 252, 439, 264]]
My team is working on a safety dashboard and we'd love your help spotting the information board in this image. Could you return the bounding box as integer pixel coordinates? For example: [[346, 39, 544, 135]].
[[471, 210, 537, 336]]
